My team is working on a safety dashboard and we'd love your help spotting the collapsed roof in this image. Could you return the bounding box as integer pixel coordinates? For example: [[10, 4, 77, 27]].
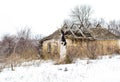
[[40, 24, 119, 42]]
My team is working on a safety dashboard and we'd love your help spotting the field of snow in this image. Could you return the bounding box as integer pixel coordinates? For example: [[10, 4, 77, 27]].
[[0, 55, 120, 82]]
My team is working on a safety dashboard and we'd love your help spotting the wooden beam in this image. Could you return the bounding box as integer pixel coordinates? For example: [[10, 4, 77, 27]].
[[75, 27, 86, 38], [65, 23, 95, 40]]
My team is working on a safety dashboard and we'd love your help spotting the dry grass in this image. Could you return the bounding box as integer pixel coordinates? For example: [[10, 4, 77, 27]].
[[41, 39, 120, 64], [40, 53, 60, 61], [55, 55, 73, 64], [0, 49, 40, 71], [67, 40, 119, 59]]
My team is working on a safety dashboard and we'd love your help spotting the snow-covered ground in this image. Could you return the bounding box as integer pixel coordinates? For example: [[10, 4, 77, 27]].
[[0, 55, 120, 82]]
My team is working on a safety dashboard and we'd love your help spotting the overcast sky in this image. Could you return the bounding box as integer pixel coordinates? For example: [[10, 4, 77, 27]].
[[0, 0, 120, 38]]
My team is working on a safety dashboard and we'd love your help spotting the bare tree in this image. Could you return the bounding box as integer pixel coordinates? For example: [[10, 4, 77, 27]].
[[63, 19, 74, 28], [0, 34, 16, 56], [108, 20, 120, 36], [32, 34, 44, 58], [91, 18, 106, 28], [33, 34, 43, 41], [17, 27, 31, 40], [109, 20, 116, 28], [70, 5, 93, 27], [16, 27, 32, 54]]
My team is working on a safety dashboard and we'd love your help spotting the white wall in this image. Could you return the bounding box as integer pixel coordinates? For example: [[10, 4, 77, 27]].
[[60, 44, 66, 60], [118, 40, 120, 49]]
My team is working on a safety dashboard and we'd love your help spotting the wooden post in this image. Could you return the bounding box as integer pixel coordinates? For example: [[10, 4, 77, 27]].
[[11, 63, 14, 71]]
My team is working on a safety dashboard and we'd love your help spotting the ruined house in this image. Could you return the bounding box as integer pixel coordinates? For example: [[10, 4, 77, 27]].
[[40, 24, 120, 59]]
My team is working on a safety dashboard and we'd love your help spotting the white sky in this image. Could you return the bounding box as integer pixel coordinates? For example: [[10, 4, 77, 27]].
[[0, 0, 120, 38]]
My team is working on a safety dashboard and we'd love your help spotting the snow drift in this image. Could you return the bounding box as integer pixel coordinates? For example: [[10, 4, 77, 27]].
[[0, 55, 120, 82]]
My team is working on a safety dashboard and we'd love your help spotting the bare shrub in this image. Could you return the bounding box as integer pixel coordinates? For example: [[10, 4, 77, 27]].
[[108, 20, 120, 36], [13, 27, 39, 59], [67, 41, 91, 59], [55, 55, 73, 64], [63, 55, 73, 64], [16, 27, 32, 54], [66, 40, 119, 60], [0, 34, 16, 56], [87, 41, 97, 59], [115, 49, 120, 54], [0, 27, 41, 71]]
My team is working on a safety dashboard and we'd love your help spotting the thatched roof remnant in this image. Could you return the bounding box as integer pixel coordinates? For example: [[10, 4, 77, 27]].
[[90, 27, 118, 40], [40, 24, 119, 43], [40, 30, 61, 43]]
